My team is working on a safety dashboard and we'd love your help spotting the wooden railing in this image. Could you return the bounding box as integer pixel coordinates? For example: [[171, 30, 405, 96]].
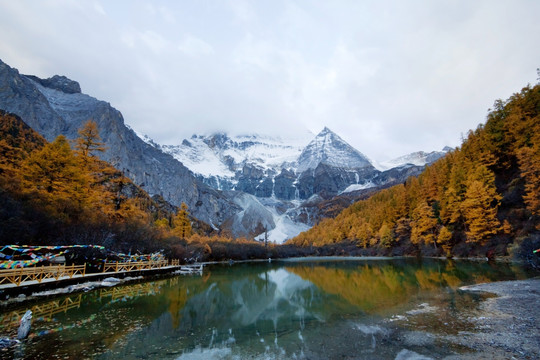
[[0, 264, 86, 286], [102, 260, 169, 273], [0, 259, 183, 287]]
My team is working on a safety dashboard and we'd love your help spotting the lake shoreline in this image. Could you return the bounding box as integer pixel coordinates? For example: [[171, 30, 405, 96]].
[[446, 278, 540, 359]]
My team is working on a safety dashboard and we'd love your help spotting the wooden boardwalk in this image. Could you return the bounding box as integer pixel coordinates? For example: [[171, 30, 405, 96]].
[[0, 259, 196, 289]]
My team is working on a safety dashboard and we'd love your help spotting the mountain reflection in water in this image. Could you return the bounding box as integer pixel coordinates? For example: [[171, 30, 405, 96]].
[[0, 258, 534, 359]]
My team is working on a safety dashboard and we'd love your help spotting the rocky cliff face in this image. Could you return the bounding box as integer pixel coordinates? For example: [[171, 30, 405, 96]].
[[0, 59, 239, 227]]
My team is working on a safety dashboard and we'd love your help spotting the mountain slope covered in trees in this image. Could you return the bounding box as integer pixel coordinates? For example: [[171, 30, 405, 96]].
[[290, 83, 540, 259], [0, 111, 184, 250]]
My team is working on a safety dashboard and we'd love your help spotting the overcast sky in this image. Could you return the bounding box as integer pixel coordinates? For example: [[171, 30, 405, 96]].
[[0, 1, 538, 161]]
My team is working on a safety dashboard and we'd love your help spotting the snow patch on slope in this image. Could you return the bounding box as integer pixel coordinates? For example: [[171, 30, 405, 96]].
[[340, 182, 376, 194], [221, 133, 310, 170], [379, 148, 451, 170], [255, 209, 310, 244], [164, 140, 235, 178]]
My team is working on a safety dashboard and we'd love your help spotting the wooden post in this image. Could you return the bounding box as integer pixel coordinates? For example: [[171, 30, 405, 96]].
[[17, 267, 23, 286]]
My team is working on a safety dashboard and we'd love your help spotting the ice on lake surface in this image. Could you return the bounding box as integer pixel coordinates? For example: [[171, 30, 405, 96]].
[[0, 258, 536, 359]]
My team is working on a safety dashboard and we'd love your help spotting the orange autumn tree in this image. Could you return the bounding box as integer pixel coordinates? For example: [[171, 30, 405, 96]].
[[410, 201, 438, 248], [75, 119, 106, 162], [437, 226, 453, 257], [21, 135, 91, 220], [173, 203, 193, 239], [460, 165, 501, 244]]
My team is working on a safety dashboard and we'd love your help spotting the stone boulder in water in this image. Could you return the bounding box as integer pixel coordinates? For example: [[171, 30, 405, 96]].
[[17, 310, 32, 340]]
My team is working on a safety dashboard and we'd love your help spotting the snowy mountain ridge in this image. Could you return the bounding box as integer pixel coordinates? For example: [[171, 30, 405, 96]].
[[378, 146, 452, 170], [143, 127, 379, 190], [147, 131, 312, 187], [142, 128, 449, 182]]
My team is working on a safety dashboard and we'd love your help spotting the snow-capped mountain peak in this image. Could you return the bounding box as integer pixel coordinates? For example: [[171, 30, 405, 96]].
[[296, 127, 374, 173]]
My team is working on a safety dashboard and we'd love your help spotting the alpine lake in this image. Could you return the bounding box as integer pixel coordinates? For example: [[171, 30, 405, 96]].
[[0, 257, 537, 359]]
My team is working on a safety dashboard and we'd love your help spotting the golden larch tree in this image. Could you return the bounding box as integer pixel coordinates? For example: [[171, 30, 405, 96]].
[[437, 226, 453, 257], [460, 166, 501, 244], [21, 135, 90, 219], [173, 202, 193, 239], [75, 119, 105, 165], [410, 201, 438, 247]]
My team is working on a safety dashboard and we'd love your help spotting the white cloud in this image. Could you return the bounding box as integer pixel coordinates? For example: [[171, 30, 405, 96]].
[[0, 0, 539, 161], [228, 0, 257, 23], [92, 1, 106, 16], [178, 34, 214, 56], [139, 30, 169, 54]]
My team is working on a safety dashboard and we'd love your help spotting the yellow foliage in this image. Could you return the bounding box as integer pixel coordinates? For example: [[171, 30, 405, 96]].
[[437, 226, 453, 257], [461, 166, 501, 244], [172, 202, 192, 239]]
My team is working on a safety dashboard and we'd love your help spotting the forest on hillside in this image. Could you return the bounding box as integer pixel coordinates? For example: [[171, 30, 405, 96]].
[[0, 113, 173, 248], [0, 112, 293, 262], [290, 82, 540, 262]]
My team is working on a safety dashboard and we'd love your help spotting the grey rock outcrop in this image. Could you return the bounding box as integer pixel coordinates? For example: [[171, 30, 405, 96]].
[[25, 74, 81, 94], [274, 169, 297, 200]]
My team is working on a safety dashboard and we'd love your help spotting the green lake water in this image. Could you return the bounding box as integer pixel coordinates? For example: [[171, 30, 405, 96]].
[[0, 258, 537, 359]]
